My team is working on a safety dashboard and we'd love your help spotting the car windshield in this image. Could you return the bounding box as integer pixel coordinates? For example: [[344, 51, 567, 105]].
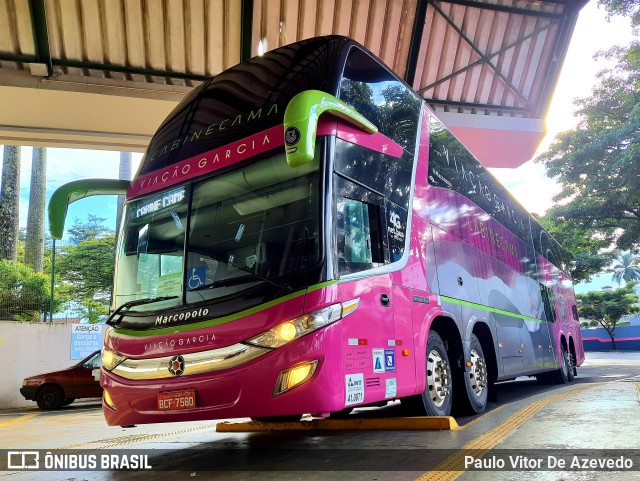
[[113, 147, 322, 312]]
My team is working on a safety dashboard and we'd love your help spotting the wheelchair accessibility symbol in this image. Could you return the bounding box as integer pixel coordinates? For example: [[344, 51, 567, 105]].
[[188, 265, 206, 290]]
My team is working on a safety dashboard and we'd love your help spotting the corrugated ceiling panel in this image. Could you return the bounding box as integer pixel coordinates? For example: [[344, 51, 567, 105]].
[[250, 0, 415, 75], [0, 0, 584, 122], [35, 0, 241, 84], [0, 0, 34, 59], [413, 0, 569, 117]]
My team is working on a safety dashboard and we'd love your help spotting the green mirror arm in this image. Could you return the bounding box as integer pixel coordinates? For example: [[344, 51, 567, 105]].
[[48, 179, 131, 240], [283, 90, 377, 167]]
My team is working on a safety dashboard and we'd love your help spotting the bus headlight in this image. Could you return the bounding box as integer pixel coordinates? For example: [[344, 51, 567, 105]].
[[246, 300, 359, 349], [102, 348, 126, 371], [274, 361, 318, 396]]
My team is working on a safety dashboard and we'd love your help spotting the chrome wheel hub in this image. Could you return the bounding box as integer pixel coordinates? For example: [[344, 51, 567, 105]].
[[469, 349, 487, 396], [427, 349, 450, 407]]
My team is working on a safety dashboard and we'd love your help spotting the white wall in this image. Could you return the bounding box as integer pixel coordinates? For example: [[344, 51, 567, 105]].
[[0, 321, 101, 409]]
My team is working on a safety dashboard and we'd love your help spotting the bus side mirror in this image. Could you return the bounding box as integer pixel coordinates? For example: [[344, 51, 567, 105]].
[[48, 179, 131, 240], [283, 90, 377, 168]]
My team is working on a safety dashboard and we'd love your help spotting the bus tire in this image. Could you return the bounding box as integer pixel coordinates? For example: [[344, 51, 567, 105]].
[[407, 331, 452, 416], [539, 348, 572, 385], [454, 334, 488, 415], [565, 349, 575, 382]]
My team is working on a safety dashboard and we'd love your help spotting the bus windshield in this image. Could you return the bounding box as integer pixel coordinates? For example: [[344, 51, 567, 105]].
[[114, 147, 322, 312]]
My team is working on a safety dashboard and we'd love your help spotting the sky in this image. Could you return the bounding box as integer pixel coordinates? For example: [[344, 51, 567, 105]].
[[0, 0, 636, 293]]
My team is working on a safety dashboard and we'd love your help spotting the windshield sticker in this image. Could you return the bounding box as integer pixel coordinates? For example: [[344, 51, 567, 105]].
[[171, 211, 184, 230], [234, 224, 246, 242], [187, 266, 207, 290], [158, 272, 182, 297]]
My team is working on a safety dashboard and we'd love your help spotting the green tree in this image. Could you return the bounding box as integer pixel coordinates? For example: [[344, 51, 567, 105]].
[[536, 214, 615, 283], [599, 0, 640, 30], [610, 252, 640, 285], [68, 215, 113, 245], [536, 43, 640, 255], [53, 216, 115, 323], [0, 259, 58, 320], [577, 283, 639, 350], [56, 235, 115, 323]]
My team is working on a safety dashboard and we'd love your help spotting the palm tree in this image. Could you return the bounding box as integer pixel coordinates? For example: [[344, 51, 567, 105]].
[[0, 145, 21, 261], [611, 252, 640, 285], [25, 147, 47, 272]]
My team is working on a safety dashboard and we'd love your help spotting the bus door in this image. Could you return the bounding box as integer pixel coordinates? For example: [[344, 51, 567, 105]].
[[540, 282, 560, 369], [335, 189, 397, 403]]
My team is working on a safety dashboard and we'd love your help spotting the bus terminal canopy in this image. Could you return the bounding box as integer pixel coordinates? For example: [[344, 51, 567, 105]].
[[0, 0, 588, 168]]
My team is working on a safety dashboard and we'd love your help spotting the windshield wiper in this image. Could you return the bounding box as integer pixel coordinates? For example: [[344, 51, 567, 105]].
[[189, 273, 292, 293], [107, 296, 179, 326]]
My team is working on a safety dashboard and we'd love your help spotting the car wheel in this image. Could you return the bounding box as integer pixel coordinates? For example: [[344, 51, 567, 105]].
[[60, 398, 76, 407], [36, 386, 64, 410]]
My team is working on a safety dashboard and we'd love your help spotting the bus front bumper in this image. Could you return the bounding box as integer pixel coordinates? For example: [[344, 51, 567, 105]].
[[101, 327, 344, 426]]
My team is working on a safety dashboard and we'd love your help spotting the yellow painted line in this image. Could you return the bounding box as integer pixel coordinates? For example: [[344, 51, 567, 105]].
[[216, 416, 459, 432], [414, 384, 598, 481], [0, 412, 39, 429]]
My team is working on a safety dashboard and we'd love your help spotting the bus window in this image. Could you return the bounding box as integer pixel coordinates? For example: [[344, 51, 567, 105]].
[[335, 177, 386, 275], [114, 186, 188, 310], [540, 283, 557, 323]]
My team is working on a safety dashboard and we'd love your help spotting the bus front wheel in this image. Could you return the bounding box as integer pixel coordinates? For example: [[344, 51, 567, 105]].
[[403, 331, 453, 416]]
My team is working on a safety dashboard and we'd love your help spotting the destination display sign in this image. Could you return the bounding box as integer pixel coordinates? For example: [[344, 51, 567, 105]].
[[134, 187, 186, 219]]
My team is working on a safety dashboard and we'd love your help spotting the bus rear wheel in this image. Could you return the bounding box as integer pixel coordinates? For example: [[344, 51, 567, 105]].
[[454, 334, 488, 415], [538, 348, 573, 384]]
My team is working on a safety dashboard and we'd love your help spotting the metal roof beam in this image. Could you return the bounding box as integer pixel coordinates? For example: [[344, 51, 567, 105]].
[[439, 0, 563, 19], [536, 4, 581, 115], [428, 0, 532, 109], [419, 21, 554, 96], [424, 98, 530, 112], [405, 0, 429, 86], [241, 0, 254, 62], [28, 0, 53, 76], [51, 59, 211, 82], [0, 53, 38, 63]]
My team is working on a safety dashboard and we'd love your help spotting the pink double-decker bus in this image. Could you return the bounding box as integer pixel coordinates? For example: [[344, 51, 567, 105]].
[[49, 36, 583, 426]]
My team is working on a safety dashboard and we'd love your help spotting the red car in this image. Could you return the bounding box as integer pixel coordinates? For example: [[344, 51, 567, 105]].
[[20, 351, 103, 409]]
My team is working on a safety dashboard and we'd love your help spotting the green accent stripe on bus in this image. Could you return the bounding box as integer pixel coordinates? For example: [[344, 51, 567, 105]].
[[306, 280, 339, 293], [113, 281, 338, 337], [439, 295, 543, 324]]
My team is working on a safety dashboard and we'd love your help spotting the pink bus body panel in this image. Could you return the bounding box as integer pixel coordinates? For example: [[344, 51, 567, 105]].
[[103, 109, 582, 425]]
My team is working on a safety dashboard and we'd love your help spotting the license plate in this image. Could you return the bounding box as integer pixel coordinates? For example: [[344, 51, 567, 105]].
[[157, 389, 196, 411]]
